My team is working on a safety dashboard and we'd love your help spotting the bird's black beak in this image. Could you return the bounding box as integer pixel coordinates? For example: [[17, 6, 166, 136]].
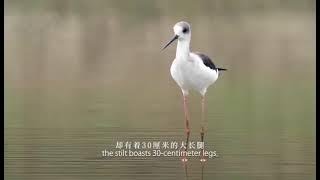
[[162, 35, 178, 50]]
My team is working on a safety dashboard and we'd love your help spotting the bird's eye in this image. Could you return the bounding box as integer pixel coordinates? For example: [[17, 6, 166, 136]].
[[182, 28, 188, 33]]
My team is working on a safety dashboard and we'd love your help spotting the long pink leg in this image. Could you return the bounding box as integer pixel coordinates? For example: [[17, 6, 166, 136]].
[[182, 95, 190, 162], [200, 95, 207, 162]]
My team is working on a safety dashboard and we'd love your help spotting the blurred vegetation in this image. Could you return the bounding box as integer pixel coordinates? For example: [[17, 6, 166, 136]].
[[5, 0, 315, 15], [4, 0, 315, 179]]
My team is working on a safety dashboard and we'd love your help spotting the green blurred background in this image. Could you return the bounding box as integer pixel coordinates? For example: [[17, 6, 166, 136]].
[[4, 0, 315, 180]]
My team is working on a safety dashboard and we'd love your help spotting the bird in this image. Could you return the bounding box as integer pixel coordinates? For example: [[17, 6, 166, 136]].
[[162, 21, 227, 162]]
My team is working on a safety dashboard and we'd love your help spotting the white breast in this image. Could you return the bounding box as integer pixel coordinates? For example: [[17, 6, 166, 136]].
[[170, 53, 218, 95]]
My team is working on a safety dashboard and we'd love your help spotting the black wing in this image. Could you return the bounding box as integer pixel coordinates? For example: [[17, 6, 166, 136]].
[[195, 52, 217, 70]]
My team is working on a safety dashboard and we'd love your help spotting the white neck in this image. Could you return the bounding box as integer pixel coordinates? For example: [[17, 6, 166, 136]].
[[176, 39, 190, 60]]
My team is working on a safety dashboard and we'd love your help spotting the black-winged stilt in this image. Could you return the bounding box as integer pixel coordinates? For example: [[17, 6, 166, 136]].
[[162, 21, 227, 162]]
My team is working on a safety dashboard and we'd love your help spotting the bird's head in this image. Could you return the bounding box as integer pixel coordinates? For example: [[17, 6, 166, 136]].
[[162, 21, 191, 50], [174, 21, 191, 40]]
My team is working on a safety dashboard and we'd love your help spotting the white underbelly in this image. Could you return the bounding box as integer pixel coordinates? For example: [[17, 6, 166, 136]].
[[170, 60, 218, 93]]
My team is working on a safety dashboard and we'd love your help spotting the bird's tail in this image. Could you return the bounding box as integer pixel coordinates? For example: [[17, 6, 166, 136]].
[[217, 68, 227, 71]]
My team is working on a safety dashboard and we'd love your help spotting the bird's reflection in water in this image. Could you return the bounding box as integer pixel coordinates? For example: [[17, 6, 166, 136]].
[[201, 162, 205, 180], [182, 161, 189, 180], [181, 160, 207, 180]]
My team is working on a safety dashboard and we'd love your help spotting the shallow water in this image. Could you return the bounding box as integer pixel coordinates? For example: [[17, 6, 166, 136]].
[[5, 0, 315, 179], [5, 127, 315, 179]]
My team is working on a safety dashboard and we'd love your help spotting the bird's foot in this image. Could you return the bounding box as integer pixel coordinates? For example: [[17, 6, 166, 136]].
[[200, 157, 207, 163], [181, 147, 188, 162], [199, 148, 207, 162], [200, 153, 207, 162], [181, 157, 188, 162]]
